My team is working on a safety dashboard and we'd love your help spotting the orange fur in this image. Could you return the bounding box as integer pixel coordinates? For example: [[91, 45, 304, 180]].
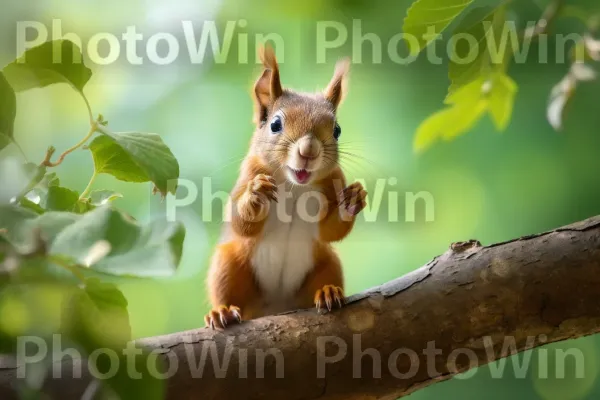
[[227, 156, 273, 238], [208, 240, 262, 321], [295, 241, 344, 309], [205, 46, 363, 329], [316, 168, 358, 242]]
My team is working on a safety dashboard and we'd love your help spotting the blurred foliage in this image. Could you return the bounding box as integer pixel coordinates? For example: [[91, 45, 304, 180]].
[[1, 0, 600, 399], [0, 39, 181, 397], [407, 0, 600, 151]]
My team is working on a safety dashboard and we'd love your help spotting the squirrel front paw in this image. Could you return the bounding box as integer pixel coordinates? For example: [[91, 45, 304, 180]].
[[314, 285, 345, 313], [238, 174, 277, 221], [338, 182, 367, 218], [204, 305, 242, 330]]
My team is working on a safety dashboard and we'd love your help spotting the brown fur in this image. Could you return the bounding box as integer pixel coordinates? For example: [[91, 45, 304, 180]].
[[205, 46, 365, 329]]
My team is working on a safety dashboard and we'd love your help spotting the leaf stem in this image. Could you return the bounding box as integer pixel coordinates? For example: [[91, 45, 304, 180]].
[[79, 169, 97, 200], [39, 91, 99, 168], [497, 0, 566, 73], [82, 91, 95, 126], [41, 123, 98, 167]]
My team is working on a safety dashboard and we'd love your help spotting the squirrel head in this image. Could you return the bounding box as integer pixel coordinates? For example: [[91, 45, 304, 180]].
[[251, 46, 350, 186]]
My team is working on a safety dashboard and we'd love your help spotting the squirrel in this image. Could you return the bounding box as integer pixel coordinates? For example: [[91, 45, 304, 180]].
[[204, 46, 367, 329]]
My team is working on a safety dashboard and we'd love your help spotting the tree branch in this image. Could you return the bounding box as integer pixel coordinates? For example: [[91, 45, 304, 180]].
[[2, 216, 600, 399]]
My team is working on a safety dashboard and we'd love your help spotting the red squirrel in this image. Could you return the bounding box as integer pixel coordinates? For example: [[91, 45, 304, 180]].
[[205, 46, 367, 329]]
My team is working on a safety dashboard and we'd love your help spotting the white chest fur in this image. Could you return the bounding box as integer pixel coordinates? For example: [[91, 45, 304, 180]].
[[251, 184, 322, 310]]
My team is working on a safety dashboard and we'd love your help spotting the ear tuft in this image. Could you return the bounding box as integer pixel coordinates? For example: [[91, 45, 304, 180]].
[[253, 45, 283, 124], [259, 45, 278, 72], [324, 57, 350, 111]]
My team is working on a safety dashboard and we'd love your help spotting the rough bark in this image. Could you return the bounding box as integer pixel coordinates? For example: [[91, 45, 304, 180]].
[[1, 216, 600, 400]]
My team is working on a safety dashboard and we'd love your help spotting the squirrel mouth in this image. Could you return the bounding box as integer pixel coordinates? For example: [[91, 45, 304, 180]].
[[289, 168, 312, 184]]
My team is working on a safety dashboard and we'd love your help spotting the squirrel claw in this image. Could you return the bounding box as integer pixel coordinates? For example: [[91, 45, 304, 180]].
[[338, 182, 367, 217], [314, 285, 345, 313], [204, 305, 242, 330], [245, 174, 278, 210]]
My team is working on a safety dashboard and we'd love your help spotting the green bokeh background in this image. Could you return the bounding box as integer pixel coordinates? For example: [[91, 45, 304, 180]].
[[1, 0, 600, 398]]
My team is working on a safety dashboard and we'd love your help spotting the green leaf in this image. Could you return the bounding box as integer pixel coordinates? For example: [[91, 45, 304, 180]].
[[88, 190, 123, 206], [21, 163, 48, 198], [75, 200, 95, 214], [414, 101, 486, 153], [445, 76, 482, 105], [90, 132, 179, 196], [20, 171, 61, 212], [0, 160, 45, 204], [0, 205, 79, 253], [61, 280, 165, 400], [448, 6, 506, 92], [414, 108, 455, 153], [488, 73, 517, 130], [89, 135, 148, 183], [403, 0, 474, 55], [62, 278, 131, 349], [0, 206, 185, 278], [442, 101, 487, 140], [3, 40, 92, 93], [0, 72, 17, 152], [415, 71, 518, 152], [44, 186, 79, 212], [13, 171, 62, 215], [18, 197, 45, 215], [40, 172, 60, 188], [51, 207, 185, 277], [414, 78, 488, 152], [39, 186, 94, 214], [449, 72, 517, 132]]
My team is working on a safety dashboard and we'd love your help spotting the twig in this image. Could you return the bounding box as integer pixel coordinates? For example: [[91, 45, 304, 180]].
[[39, 91, 99, 168], [40, 123, 98, 167], [524, 0, 566, 40], [498, 0, 567, 71]]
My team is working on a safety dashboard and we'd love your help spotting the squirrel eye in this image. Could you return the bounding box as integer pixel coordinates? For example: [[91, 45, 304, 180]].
[[270, 116, 283, 134], [333, 122, 341, 140]]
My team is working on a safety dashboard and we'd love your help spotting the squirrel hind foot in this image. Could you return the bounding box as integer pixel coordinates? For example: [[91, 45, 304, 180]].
[[314, 285, 345, 313], [205, 305, 242, 330]]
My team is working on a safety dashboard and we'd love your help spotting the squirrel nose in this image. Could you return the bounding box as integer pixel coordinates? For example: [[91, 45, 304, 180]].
[[298, 137, 320, 160], [298, 148, 318, 160]]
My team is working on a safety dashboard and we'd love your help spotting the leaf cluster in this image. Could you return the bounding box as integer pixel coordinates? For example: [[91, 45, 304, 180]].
[[403, 0, 600, 152], [0, 40, 184, 398]]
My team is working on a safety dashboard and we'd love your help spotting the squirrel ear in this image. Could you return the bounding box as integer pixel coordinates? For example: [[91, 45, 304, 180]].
[[324, 58, 350, 111], [253, 45, 283, 124]]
